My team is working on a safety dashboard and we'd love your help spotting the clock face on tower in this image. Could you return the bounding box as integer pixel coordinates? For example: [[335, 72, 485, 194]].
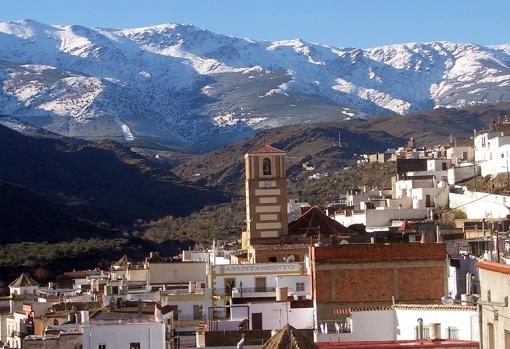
[[263, 181, 271, 188]]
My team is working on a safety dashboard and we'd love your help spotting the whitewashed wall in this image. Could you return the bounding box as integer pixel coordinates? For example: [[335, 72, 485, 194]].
[[316, 310, 395, 342], [83, 321, 165, 349], [394, 308, 478, 341], [231, 302, 313, 330], [448, 165, 479, 185], [449, 189, 510, 219]]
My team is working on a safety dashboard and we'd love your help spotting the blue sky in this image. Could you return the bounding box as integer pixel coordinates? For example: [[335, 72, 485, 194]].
[[2, 0, 509, 48]]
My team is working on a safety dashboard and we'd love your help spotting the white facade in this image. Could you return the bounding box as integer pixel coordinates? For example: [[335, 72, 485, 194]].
[[447, 145, 475, 164], [5, 312, 27, 349], [394, 306, 478, 341], [82, 311, 166, 349], [474, 130, 510, 177], [182, 249, 232, 265], [161, 288, 212, 321], [147, 261, 207, 285], [477, 262, 510, 349], [394, 177, 449, 209], [475, 131, 510, 163], [315, 310, 395, 342], [315, 306, 478, 343], [335, 207, 429, 229], [427, 159, 451, 173], [230, 302, 314, 330], [448, 165, 480, 185], [449, 187, 510, 219], [212, 263, 307, 298]]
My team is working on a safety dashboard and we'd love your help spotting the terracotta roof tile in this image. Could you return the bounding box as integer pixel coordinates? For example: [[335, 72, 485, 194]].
[[288, 206, 359, 237], [262, 324, 318, 349], [9, 273, 39, 288], [392, 303, 476, 311], [476, 260, 510, 274], [248, 144, 285, 154]]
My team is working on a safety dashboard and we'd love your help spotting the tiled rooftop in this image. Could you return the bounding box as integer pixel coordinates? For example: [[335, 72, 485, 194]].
[[248, 144, 285, 154], [392, 303, 476, 311]]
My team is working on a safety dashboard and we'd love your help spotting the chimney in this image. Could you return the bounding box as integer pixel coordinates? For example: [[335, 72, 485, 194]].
[[81, 310, 89, 325], [429, 323, 441, 340], [417, 318, 424, 340]]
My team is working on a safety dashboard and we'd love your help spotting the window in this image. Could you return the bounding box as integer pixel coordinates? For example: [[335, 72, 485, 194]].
[[98, 345, 106, 349], [262, 158, 272, 176], [415, 326, 430, 339], [130, 343, 141, 349], [488, 322, 495, 349], [504, 330, 510, 349], [296, 282, 305, 292], [423, 327, 430, 339], [255, 277, 267, 292], [193, 305, 203, 320], [447, 326, 458, 340], [268, 256, 277, 263]]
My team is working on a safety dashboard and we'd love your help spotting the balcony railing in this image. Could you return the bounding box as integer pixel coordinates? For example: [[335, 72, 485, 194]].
[[235, 287, 276, 293]]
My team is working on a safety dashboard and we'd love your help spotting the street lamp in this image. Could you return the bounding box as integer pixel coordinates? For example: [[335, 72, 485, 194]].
[[441, 294, 508, 349]]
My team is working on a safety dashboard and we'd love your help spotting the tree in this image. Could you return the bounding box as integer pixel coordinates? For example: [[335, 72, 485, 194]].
[[34, 267, 48, 282]]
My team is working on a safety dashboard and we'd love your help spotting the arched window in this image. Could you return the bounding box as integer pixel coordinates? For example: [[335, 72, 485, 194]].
[[262, 158, 272, 175]]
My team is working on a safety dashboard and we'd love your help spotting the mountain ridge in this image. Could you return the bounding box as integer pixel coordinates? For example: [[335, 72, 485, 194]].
[[1, 19, 510, 150], [0, 123, 229, 243], [173, 102, 510, 192]]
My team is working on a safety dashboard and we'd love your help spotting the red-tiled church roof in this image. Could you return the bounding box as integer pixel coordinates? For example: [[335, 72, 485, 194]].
[[248, 144, 285, 154], [288, 206, 358, 238], [262, 324, 318, 349], [9, 273, 39, 288]]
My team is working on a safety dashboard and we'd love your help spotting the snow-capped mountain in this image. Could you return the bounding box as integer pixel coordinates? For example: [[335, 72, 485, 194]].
[[1, 19, 509, 149]]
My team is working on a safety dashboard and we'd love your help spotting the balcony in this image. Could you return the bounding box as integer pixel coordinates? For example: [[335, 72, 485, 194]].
[[231, 286, 276, 299]]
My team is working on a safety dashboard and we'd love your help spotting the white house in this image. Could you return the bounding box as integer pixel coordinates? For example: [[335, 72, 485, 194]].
[[9, 273, 39, 297], [447, 144, 475, 165], [393, 304, 478, 341], [449, 187, 510, 220], [211, 262, 309, 302], [315, 304, 478, 343], [334, 173, 448, 230], [82, 309, 166, 349], [448, 164, 480, 185], [160, 286, 212, 321], [474, 128, 510, 177], [476, 260, 510, 349], [230, 301, 314, 331], [24, 309, 168, 349]]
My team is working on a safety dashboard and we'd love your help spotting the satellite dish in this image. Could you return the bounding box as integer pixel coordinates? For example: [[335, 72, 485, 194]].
[[285, 255, 296, 263]]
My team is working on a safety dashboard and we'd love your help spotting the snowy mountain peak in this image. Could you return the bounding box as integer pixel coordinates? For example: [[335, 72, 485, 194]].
[[0, 20, 510, 149]]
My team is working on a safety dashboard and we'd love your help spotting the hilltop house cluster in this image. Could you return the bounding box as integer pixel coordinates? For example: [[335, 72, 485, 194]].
[[3, 136, 510, 348]]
